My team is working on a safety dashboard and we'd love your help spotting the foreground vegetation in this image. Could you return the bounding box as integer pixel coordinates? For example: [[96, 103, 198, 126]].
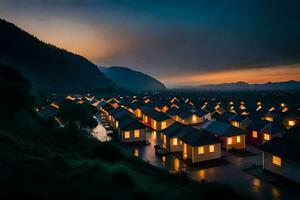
[[0, 64, 246, 200]]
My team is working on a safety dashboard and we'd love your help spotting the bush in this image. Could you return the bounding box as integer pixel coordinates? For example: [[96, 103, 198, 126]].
[[93, 142, 124, 162]]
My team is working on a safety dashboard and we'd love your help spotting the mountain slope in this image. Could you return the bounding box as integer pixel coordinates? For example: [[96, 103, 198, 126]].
[[195, 80, 300, 91], [0, 18, 116, 93], [99, 66, 167, 92]]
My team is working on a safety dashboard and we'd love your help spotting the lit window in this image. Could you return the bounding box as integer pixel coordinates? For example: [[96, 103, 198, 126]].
[[145, 116, 148, 123], [227, 137, 232, 145], [124, 131, 130, 139], [198, 146, 204, 154], [192, 114, 197, 123], [253, 131, 258, 138], [232, 121, 239, 128], [161, 121, 166, 129], [264, 133, 270, 141], [288, 120, 295, 126], [153, 120, 157, 129], [209, 145, 215, 153], [237, 136, 241, 143], [272, 156, 281, 166], [116, 121, 119, 128], [134, 130, 140, 138], [173, 138, 178, 145]]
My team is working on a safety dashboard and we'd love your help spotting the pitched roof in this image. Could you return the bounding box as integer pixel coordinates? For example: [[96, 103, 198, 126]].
[[119, 116, 146, 130], [141, 107, 171, 121], [260, 124, 300, 162], [204, 120, 245, 137]]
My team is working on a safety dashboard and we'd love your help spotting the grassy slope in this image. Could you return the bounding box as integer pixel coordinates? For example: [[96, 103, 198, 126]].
[[0, 110, 247, 200]]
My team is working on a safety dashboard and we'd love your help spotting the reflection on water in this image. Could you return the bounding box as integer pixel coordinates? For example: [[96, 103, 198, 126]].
[[252, 178, 261, 191], [197, 170, 206, 180], [134, 148, 139, 157], [174, 158, 180, 171]]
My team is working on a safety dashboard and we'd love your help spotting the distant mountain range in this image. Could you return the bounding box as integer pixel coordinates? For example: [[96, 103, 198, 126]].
[[193, 80, 300, 91], [99, 66, 167, 92], [0, 18, 116, 93]]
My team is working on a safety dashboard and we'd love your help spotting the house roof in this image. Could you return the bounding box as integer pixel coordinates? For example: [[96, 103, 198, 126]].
[[204, 120, 245, 137], [163, 122, 219, 146], [141, 107, 171, 121], [119, 116, 146, 130], [260, 124, 300, 162], [246, 120, 270, 131], [230, 115, 249, 123], [194, 109, 210, 117]]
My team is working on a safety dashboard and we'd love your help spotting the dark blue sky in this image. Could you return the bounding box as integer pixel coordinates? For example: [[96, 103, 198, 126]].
[[1, 0, 300, 85]]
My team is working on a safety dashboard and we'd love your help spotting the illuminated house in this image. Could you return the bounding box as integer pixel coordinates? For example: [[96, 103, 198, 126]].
[[246, 120, 286, 145], [118, 116, 147, 143], [141, 107, 174, 131], [108, 108, 132, 129], [152, 101, 170, 112], [107, 98, 120, 109], [202, 120, 246, 151], [161, 122, 186, 152], [167, 108, 211, 125], [180, 127, 221, 164], [229, 115, 251, 130], [280, 111, 300, 129], [260, 124, 300, 184], [127, 103, 143, 119]]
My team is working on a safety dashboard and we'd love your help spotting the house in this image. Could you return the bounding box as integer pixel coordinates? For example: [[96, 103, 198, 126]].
[[180, 127, 221, 164], [108, 98, 120, 108], [202, 120, 246, 151], [280, 111, 300, 129], [166, 108, 211, 125], [118, 116, 147, 143], [229, 115, 251, 130], [246, 120, 286, 145], [128, 103, 143, 119], [161, 122, 186, 152], [260, 124, 300, 184], [141, 107, 174, 131]]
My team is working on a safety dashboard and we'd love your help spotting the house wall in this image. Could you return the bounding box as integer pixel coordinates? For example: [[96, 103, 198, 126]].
[[169, 137, 183, 152], [246, 130, 263, 145], [119, 129, 146, 143], [191, 143, 221, 163], [263, 152, 300, 184], [224, 135, 246, 150]]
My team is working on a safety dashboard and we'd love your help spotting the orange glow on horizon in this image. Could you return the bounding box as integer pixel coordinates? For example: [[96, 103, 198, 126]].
[[162, 64, 300, 86]]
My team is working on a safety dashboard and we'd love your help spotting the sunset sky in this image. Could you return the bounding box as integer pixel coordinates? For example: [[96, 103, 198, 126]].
[[1, 0, 300, 86]]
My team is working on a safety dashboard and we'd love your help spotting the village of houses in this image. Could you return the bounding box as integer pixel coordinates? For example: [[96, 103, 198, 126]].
[[38, 93, 300, 198]]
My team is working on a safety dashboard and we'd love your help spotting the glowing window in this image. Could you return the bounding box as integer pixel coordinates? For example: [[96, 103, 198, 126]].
[[227, 137, 232, 145], [272, 156, 281, 166], [237, 136, 241, 143], [288, 120, 295, 126], [145, 116, 148, 123], [232, 121, 239, 128], [161, 121, 167, 129], [173, 138, 178, 145], [253, 131, 258, 138], [124, 131, 130, 139], [192, 114, 197, 123], [209, 145, 215, 153], [264, 133, 270, 141], [153, 120, 157, 129], [198, 146, 204, 154], [134, 130, 140, 138], [116, 121, 119, 128]]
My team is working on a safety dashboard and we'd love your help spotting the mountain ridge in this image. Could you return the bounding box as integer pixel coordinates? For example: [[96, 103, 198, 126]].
[[99, 66, 167, 92], [0, 18, 116, 93]]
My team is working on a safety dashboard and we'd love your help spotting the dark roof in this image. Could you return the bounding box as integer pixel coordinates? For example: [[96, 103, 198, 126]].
[[194, 109, 210, 117], [246, 120, 270, 131], [204, 121, 245, 137], [181, 128, 220, 147], [230, 115, 249, 123], [119, 116, 146, 130], [213, 111, 236, 122], [142, 107, 171, 121], [260, 124, 300, 162]]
